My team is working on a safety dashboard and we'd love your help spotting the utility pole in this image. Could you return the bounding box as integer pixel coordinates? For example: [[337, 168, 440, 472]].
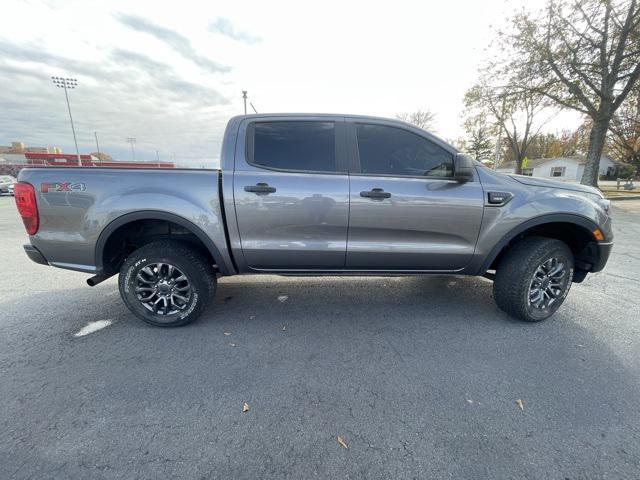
[[242, 90, 248, 115], [94, 131, 100, 153], [126, 137, 136, 160], [155, 150, 160, 162], [51, 76, 81, 166]]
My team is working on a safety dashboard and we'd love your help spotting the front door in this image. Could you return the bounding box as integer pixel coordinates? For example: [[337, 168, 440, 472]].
[[233, 118, 349, 270], [346, 121, 484, 271]]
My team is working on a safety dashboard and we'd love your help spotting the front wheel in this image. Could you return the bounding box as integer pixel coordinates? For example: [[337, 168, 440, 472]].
[[118, 240, 216, 327], [493, 236, 574, 322]]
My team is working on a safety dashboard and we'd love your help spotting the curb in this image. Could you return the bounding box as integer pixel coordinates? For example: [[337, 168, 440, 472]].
[[607, 196, 640, 201]]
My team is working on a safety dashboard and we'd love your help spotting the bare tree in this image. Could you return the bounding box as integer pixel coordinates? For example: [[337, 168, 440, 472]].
[[608, 83, 640, 171], [506, 0, 640, 186], [464, 76, 552, 174], [395, 109, 436, 131]]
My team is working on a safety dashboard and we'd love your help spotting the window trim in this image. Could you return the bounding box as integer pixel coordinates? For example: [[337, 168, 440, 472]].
[[244, 120, 348, 175], [349, 121, 457, 180]]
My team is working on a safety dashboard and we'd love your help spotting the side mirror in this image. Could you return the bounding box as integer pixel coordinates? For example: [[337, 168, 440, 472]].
[[454, 153, 475, 182]]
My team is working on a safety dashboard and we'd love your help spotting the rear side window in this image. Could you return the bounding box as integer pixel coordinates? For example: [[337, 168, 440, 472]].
[[249, 121, 336, 172], [356, 124, 453, 177]]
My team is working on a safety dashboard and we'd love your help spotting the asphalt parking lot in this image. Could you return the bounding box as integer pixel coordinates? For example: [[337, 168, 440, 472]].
[[1, 194, 639, 479]]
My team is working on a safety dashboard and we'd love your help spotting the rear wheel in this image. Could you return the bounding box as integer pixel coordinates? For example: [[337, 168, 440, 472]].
[[493, 236, 574, 322], [118, 240, 216, 327]]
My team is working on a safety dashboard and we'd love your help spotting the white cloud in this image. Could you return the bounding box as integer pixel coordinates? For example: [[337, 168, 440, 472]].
[[209, 17, 262, 45], [0, 0, 560, 166], [116, 13, 231, 73]]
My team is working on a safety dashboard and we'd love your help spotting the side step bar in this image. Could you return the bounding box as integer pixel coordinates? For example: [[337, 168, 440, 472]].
[[87, 274, 114, 287]]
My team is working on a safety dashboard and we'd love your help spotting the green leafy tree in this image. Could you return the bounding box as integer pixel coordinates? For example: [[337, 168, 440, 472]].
[[460, 114, 497, 162]]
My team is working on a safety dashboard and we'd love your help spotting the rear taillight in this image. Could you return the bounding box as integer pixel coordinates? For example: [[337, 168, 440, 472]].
[[14, 182, 39, 235]]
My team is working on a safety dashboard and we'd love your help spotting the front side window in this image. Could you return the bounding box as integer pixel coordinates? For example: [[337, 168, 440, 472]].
[[356, 124, 453, 177], [249, 121, 336, 172]]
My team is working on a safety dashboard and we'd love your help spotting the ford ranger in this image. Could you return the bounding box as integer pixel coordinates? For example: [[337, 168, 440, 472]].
[[14, 114, 613, 326]]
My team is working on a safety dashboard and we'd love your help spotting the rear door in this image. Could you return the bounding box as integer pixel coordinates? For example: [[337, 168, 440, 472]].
[[346, 120, 484, 271], [233, 117, 349, 270]]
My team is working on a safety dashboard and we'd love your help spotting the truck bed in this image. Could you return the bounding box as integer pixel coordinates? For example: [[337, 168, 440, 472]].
[[17, 167, 233, 274]]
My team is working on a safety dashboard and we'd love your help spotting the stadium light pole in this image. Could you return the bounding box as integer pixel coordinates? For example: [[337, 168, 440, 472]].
[[51, 76, 81, 166], [126, 137, 136, 160], [242, 90, 247, 114]]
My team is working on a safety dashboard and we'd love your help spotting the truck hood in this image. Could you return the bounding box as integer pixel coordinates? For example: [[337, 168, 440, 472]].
[[508, 174, 602, 197]]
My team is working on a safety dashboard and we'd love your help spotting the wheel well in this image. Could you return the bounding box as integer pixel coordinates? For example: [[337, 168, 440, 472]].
[[489, 222, 598, 273], [101, 219, 217, 275]]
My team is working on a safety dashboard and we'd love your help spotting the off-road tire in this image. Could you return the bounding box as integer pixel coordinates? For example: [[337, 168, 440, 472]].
[[493, 236, 574, 322], [118, 240, 216, 327]]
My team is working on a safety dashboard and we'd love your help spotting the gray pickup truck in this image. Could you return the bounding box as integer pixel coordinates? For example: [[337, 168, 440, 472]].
[[14, 114, 613, 326]]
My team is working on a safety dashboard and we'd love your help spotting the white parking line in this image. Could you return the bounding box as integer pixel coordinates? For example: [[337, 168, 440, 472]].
[[74, 319, 113, 337]]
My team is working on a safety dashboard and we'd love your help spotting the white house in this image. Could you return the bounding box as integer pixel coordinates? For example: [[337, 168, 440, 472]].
[[496, 156, 618, 181]]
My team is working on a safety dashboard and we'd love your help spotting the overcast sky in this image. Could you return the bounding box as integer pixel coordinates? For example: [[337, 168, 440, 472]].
[[1, 0, 565, 167]]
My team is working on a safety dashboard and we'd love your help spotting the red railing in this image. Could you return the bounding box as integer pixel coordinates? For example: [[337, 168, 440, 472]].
[[23, 153, 175, 168]]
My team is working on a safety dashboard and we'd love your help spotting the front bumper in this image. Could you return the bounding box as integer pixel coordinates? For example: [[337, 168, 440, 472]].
[[573, 240, 612, 282], [24, 244, 49, 266], [591, 241, 613, 273]]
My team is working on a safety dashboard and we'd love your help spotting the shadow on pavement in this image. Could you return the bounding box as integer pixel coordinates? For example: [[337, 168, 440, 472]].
[[0, 275, 638, 478]]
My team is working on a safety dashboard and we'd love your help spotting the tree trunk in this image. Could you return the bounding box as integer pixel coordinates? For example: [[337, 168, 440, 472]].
[[581, 117, 611, 187], [515, 154, 525, 175]]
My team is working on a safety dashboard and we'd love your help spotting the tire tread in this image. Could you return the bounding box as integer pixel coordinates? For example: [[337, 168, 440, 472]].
[[493, 236, 573, 322], [118, 240, 216, 327]]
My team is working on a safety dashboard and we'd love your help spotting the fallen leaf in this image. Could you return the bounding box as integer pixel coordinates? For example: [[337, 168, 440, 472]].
[[277, 295, 289, 303], [249, 315, 256, 320], [466, 399, 474, 404], [337, 436, 348, 449], [230, 343, 236, 347], [243, 402, 250, 413], [224, 332, 231, 336], [515, 399, 524, 411], [282, 325, 286, 331]]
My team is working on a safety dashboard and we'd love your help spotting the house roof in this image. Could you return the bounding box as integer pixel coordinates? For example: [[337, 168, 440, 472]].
[[498, 155, 615, 170]]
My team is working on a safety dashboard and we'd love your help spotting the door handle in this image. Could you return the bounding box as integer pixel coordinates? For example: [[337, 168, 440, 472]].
[[360, 188, 391, 199], [244, 183, 276, 194]]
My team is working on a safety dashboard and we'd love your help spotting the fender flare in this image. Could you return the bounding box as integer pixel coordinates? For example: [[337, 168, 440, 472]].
[[95, 210, 230, 275], [478, 213, 599, 274]]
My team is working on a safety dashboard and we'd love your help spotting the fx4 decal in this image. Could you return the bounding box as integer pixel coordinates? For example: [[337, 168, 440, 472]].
[[41, 182, 86, 193]]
